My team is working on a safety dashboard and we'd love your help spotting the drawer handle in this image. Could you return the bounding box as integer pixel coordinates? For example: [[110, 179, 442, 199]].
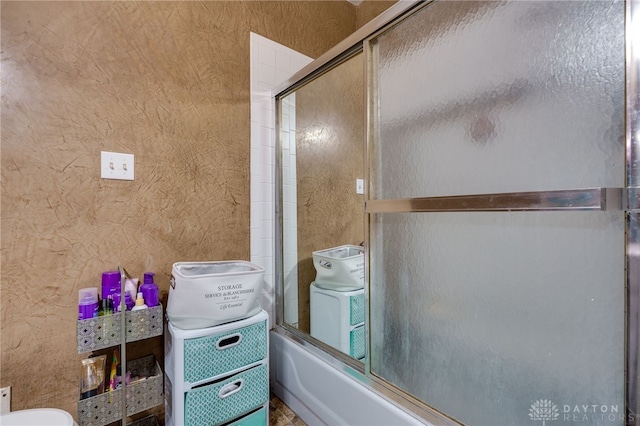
[[216, 333, 243, 350], [218, 379, 244, 399]]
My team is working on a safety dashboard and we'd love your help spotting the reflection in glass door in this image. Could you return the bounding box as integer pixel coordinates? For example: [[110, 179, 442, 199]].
[[279, 52, 366, 362], [365, 1, 629, 424]]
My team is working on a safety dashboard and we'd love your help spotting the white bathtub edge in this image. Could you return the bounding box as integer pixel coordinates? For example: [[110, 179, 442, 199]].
[[269, 330, 431, 426]]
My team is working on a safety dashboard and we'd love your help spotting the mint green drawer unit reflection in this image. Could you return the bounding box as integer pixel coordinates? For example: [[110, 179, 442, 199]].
[[227, 405, 268, 426], [183, 320, 267, 383], [350, 325, 365, 359], [185, 363, 269, 426], [350, 293, 364, 326]]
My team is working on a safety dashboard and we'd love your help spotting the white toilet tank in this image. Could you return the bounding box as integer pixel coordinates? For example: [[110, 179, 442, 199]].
[[0, 408, 77, 426]]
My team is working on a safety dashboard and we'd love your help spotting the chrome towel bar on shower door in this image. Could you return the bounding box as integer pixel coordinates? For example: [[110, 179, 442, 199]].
[[365, 187, 639, 213]]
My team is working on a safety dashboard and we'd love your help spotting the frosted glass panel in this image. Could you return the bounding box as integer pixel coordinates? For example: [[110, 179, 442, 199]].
[[369, 211, 625, 425], [368, 1, 626, 424], [371, 0, 624, 199]]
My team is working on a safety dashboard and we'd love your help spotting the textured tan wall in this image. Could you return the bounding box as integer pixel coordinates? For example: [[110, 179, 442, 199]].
[[295, 54, 364, 333], [356, 0, 398, 29], [1, 0, 355, 420]]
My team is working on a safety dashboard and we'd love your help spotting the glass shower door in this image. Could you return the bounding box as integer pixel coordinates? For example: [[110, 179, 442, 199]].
[[366, 1, 628, 424]]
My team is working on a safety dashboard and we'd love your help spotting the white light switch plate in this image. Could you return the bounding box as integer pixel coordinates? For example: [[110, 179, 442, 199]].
[[356, 178, 364, 195], [101, 151, 134, 180]]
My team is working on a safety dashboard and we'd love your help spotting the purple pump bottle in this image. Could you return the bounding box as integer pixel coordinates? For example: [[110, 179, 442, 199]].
[[140, 272, 159, 307]]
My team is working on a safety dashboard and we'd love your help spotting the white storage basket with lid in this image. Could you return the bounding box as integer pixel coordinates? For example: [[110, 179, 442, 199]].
[[312, 245, 364, 291], [167, 261, 264, 329]]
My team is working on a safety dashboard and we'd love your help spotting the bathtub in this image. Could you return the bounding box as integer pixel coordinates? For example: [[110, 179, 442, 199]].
[[269, 328, 437, 426]]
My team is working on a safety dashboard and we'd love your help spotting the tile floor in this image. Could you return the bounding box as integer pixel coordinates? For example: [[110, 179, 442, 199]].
[[269, 393, 307, 426]]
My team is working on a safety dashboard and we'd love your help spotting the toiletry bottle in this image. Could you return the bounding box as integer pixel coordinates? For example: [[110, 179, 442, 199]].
[[112, 293, 122, 313], [140, 272, 159, 307], [98, 296, 113, 341], [124, 278, 138, 301], [101, 271, 120, 301], [80, 359, 100, 399], [125, 292, 135, 311], [98, 296, 113, 316], [112, 292, 134, 312], [78, 288, 99, 320], [109, 348, 120, 391], [113, 364, 131, 390], [131, 292, 148, 311]]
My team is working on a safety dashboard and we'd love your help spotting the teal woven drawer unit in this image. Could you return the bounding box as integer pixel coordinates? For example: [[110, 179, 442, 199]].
[[165, 310, 269, 426], [227, 404, 268, 426], [350, 325, 365, 360], [349, 293, 365, 326], [310, 285, 364, 358], [183, 320, 267, 383], [184, 363, 269, 426]]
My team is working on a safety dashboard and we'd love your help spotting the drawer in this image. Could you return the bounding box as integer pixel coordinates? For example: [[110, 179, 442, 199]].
[[183, 320, 267, 383], [350, 325, 365, 359], [226, 405, 267, 426], [185, 363, 269, 426], [350, 293, 364, 326]]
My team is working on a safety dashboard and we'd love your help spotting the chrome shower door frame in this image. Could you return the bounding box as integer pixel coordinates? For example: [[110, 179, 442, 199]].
[[363, 0, 638, 423], [626, 0, 640, 420], [273, 0, 639, 423]]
